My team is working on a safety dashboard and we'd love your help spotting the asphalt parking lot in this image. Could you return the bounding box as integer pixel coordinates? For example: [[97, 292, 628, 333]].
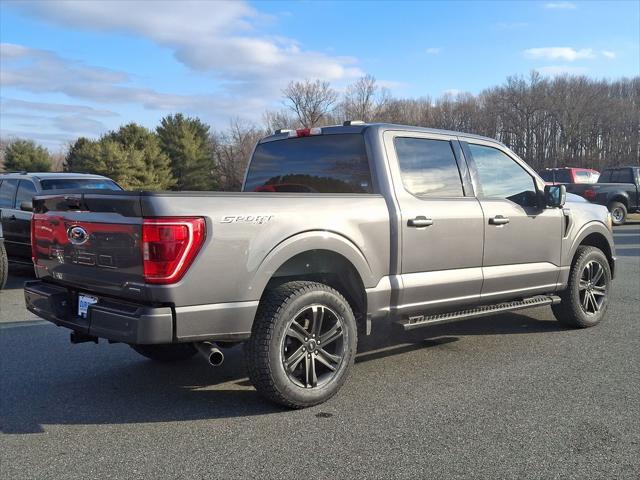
[[1, 223, 639, 479]]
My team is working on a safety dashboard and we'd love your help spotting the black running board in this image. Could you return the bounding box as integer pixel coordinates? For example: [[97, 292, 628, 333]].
[[395, 295, 561, 331]]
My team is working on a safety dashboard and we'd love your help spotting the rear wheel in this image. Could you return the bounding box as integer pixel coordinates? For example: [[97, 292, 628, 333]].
[[131, 343, 197, 362], [552, 246, 611, 328], [0, 242, 7, 290], [245, 281, 357, 408], [609, 201, 627, 226]]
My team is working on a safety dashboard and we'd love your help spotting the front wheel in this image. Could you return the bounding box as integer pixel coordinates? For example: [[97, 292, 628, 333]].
[[609, 201, 627, 226], [245, 281, 357, 408], [552, 246, 612, 328]]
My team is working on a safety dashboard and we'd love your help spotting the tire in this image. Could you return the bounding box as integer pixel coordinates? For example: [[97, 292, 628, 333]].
[[131, 343, 197, 362], [552, 246, 612, 328], [0, 242, 7, 290], [245, 281, 358, 408], [609, 201, 627, 226]]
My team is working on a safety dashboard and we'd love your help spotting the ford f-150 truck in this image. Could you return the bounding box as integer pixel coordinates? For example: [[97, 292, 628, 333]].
[[567, 166, 640, 225], [24, 123, 616, 408]]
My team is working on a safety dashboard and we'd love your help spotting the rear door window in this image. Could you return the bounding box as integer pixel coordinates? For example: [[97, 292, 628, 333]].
[[598, 170, 611, 182], [394, 137, 464, 197], [0, 179, 18, 209], [611, 169, 634, 183], [15, 180, 37, 208], [244, 134, 373, 193]]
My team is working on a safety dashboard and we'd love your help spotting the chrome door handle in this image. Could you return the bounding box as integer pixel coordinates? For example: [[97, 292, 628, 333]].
[[489, 215, 509, 225], [408, 216, 434, 228]]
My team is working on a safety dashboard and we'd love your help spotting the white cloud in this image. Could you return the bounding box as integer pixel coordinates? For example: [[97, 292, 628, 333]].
[[535, 65, 588, 76], [1, 98, 118, 117], [544, 2, 577, 9], [11, 1, 362, 88], [601, 50, 616, 59], [523, 47, 595, 61], [0, 43, 267, 116], [425, 47, 441, 55]]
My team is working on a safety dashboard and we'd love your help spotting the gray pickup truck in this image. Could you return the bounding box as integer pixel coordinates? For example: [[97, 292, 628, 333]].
[[25, 123, 616, 408]]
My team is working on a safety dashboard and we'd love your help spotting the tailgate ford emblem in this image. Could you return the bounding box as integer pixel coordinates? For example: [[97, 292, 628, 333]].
[[67, 226, 89, 245]]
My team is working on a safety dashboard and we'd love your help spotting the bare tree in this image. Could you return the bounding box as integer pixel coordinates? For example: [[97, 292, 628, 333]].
[[342, 74, 379, 122], [262, 109, 297, 133], [212, 119, 264, 191], [282, 79, 338, 128]]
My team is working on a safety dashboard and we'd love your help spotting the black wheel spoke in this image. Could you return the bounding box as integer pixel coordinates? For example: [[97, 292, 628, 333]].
[[592, 264, 604, 285], [591, 292, 600, 312], [316, 349, 339, 371], [287, 322, 308, 343], [582, 291, 590, 311], [304, 354, 318, 388], [320, 323, 343, 346], [310, 305, 324, 337], [285, 346, 305, 372]]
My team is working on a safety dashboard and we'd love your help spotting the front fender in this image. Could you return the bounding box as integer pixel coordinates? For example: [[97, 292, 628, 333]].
[[248, 230, 376, 299], [558, 220, 616, 287]]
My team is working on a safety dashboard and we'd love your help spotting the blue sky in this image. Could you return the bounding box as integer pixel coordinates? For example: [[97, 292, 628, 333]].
[[1, 0, 638, 151]]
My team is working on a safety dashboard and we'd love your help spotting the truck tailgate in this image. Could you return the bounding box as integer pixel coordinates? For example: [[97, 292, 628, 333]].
[[32, 191, 146, 300]]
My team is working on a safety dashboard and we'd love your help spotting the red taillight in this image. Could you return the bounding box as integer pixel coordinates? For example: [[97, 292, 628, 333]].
[[583, 189, 597, 200], [142, 217, 206, 284]]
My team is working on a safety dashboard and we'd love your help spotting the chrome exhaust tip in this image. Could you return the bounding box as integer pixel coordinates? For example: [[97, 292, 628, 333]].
[[195, 341, 224, 367]]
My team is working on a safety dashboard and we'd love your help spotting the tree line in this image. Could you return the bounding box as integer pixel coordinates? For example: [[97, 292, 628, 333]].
[[1, 72, 638, 190]]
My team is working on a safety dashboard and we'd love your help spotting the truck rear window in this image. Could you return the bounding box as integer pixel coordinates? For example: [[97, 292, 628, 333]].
[[40, 179, 121, 190], [244, 134, 373, 193]]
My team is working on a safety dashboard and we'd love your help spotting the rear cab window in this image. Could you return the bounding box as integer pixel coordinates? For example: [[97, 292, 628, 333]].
[[243, 134, 373, 193], [39, 179, 121, 190]]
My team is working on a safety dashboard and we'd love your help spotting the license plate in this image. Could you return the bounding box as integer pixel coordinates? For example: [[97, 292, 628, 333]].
[[78, 294, 98, 318]]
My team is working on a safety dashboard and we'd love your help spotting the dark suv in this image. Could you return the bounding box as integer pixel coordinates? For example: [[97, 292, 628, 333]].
[[0, 172, 121, 269]]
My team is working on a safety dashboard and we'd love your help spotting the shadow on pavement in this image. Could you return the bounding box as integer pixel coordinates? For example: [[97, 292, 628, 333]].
[[3, 264, 36, 290], [1, 310, 564, 434]]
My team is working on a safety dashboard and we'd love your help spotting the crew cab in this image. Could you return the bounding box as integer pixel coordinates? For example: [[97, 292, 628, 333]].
[[0, 172, 121, 270], [567, 166, 640, 225], [24, 123, 616, 408]]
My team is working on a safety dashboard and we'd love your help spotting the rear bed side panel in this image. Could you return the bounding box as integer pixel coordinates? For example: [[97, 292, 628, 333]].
[[139, 193, 391, 307]]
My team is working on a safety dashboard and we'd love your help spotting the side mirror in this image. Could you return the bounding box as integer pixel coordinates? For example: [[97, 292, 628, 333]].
[[20, 201, 33, 212], [544, 184, 566, 208]]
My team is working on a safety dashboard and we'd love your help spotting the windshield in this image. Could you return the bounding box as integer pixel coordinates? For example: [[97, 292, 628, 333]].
[[40, 178, 121, 191]]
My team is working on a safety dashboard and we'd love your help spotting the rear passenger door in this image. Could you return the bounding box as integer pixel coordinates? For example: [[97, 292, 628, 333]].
[[12, 180, 37, 260], [383, 131, 484, 315], [1, 179, 20, 258], [463, 141, 562, 300]]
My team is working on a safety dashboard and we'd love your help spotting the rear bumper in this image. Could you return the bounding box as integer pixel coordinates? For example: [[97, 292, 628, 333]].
[[24, 280, 255, 344]]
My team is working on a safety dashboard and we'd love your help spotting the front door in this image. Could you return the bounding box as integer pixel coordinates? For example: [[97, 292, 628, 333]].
[[463, 141, 562, 300], [384, 131, 484, 315]]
